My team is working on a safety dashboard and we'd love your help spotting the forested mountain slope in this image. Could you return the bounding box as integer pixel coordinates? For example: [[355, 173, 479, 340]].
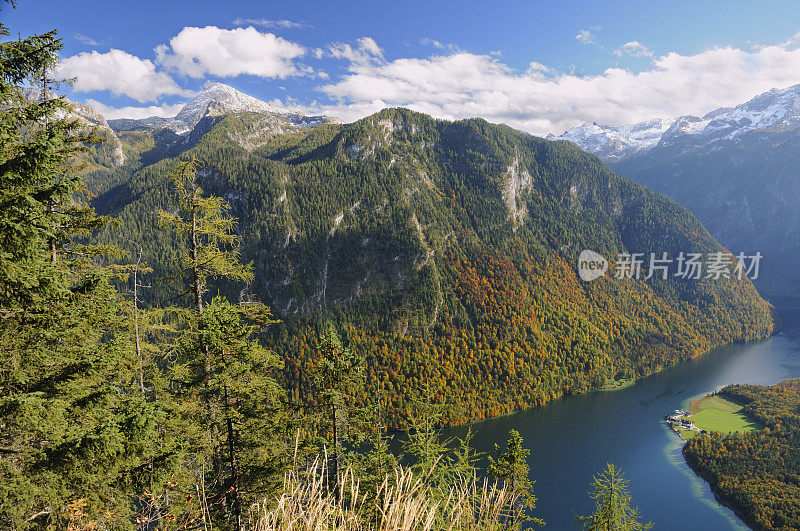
[[612, 127, 800, 297], [87, 102, 774, 425]]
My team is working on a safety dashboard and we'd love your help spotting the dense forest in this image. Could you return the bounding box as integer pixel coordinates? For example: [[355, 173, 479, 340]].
[[684, 381, 800, 530]]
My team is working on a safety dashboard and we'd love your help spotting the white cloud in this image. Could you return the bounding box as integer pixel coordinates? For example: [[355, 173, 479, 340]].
[[781, 30, 800, 49], [304, 39, 800, 136], [266, 97, 387, 124], [84, 99, 185, 120], [358, 37, 382, 58], [58, 49, 192, 103], [73, 33, 101, 46], [527, 61, 551, 74], [420, 38, 462, 53], [155, 25, 308, 79], [615, 41, 653, 58], [232, 18, 312, 30], [575, 29, 596, 45], [329, 37, 384, 66], [66, 27, 800, 141]]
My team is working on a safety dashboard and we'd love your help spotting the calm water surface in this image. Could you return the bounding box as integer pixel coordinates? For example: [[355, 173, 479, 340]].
[[461, 303, 800, 529]]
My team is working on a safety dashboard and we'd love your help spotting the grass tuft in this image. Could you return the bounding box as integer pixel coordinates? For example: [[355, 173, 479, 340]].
[[249, 456, 521, 530]]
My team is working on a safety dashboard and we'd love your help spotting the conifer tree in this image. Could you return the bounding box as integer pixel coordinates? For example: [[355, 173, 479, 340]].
[[111, 248, 199, 528], [575, 463, 653, 531], [0, 4, 155, 526], [402, 395, 452, 488], [311, 324, 365, 495], [489, 429, 542, 528], [159, 157, 287, 529], [449, 428, 482, 482], [349, 394, 399, 507]]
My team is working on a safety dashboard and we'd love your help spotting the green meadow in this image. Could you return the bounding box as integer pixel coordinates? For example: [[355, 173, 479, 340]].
[[686, 395, 761, 434]]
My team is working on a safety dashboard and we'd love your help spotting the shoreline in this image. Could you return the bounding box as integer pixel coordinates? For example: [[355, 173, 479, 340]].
[[448, 332, 775, 433], [664, 407, 751, 529], [668, 390, 767, 530], [670, 425, 688, 442], [683, 452, 759, 531]]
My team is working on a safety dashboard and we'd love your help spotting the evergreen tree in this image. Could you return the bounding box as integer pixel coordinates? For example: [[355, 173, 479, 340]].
[[449, 428, 482, 482], [575, 463, 653, 531], [401, 395, 489, 499], [0, 5, 103, 310], [347, 395, 399, 525], [489, 429, 542, 528], [402, 395, 452, 488], [0, 4, 155, 526], [159, 157, 286, 529], [110, 250, 201, 529], [311, 324, 366, 495]]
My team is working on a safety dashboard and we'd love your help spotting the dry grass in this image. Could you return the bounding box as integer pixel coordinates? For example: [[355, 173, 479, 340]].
[[249, 457, 520, 530]]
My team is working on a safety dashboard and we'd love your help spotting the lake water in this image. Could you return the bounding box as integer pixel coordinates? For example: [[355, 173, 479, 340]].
[[461, 302, 800, 529]]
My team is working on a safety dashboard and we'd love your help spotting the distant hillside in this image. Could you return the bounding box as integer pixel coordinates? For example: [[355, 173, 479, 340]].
[[553, 84, 800, 297], [82, 89, 774, 425]]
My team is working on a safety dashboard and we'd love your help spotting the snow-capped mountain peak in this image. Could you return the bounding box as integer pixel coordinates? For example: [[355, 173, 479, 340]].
[[173, 83, 284, 132], [107, 82, 333, 134], [547, 117, 671, 161]]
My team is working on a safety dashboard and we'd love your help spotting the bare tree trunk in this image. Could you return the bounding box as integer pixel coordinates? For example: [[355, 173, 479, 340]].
[[133, 247, 145, 395], [224, 384, 240, 531], [191, 206, 204, 316], [131, 246, 164, 528], [190, 198, 222, 496]]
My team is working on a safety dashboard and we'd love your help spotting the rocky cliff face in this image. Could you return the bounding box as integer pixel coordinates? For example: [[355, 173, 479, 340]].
[[20, 86, 126, 167]]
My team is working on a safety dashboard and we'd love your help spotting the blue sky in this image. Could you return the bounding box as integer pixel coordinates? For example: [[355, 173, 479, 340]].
[[5, 0, 800, 134]]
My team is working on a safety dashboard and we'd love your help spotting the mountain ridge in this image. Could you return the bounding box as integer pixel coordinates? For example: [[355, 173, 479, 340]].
[[551, 83, 800, 296], [551, 83, 800, 161]]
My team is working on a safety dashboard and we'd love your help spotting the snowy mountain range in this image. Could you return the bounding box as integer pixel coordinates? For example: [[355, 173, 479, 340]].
[[550, 83, 800, 162], [108, 82, 334, 134], [37, 79, 800, 295], [546, 118, 671, 162]]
